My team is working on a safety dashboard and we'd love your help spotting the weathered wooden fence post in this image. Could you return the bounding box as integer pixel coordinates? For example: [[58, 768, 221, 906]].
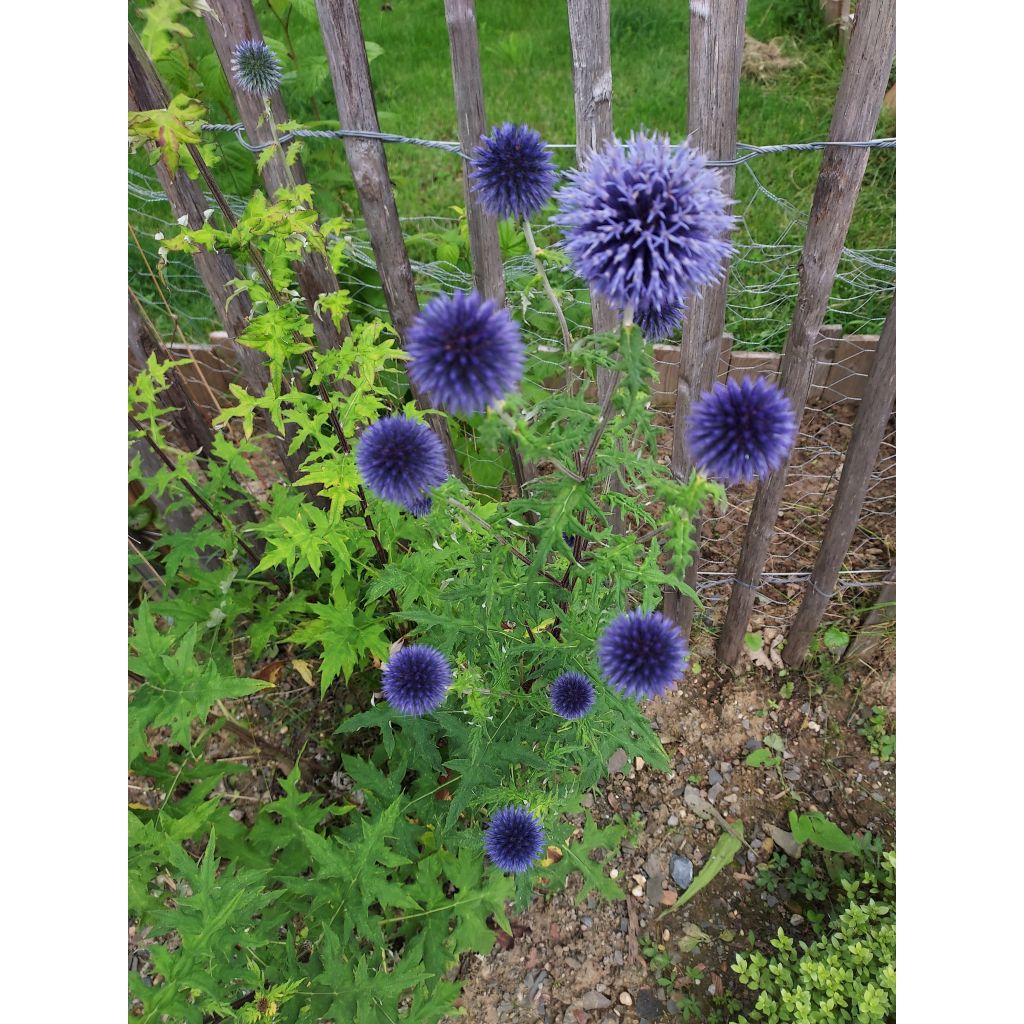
[[716, 0, 895, 666], [314, 0, 459, 472], [128, 293, 215, 457], [202, 0, 352, 355], [844, 562, 896, 664], [566, 0, 617, 372], [444, 0, 505, 304], [128, 27, 269, 404], [664, 0, 748, 631], [783, 296, 896, 666]]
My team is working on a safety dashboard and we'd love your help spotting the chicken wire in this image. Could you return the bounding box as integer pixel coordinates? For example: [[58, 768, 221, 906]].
[[128, 153, 895, 632]]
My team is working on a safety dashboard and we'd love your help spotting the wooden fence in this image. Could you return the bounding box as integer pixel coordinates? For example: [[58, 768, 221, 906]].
[[127, 0, 896, 668]]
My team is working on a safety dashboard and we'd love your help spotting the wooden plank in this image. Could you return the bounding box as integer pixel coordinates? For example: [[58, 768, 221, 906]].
[[821, 333, 879, 404], [810, 324, 844, 397], [444, 0, 505, 304], [717, 0, 895, 666], [783, 297, 896, 666], [314, 0, 458, 473], [727, 349, 781, 382], [664, 0, 747, 632], [203, 0, 352, 356], [652, 334, 734, 408], [717, 332, 735, 384]]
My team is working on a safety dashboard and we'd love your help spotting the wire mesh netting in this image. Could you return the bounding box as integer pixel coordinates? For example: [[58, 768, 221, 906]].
[[128, 144, 895, 634]]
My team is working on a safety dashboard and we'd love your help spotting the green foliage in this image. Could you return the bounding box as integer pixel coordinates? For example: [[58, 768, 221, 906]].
[[731, 852, 896, 1024], [128, 128, 713, 1018], [859, 705, 896, 762]]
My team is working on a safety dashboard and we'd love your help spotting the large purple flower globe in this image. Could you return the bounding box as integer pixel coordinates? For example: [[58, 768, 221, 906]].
[[484, 805, 546, 874], [554, 132, 735, 314], [685, 376, 798, 486], [381, 645, 452, 716], [597, 610, 688, 700], [549, 672, 596, 720], [407, 290, 525, 415], [230, 40, 283, 97], [356, 415, 448, 509], [469, 123, 558, 220]]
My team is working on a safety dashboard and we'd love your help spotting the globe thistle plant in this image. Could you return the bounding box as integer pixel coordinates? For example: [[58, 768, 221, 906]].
[[685, 376, 798, 486], [484, 805, 546, 874], [356, 415, 448, 510], [554, 132, 735, 315], [469, 123, 558, 221], [597, 610, 688, 701], [403, 495, 433, 518], [549, 672, 596, 720], [634, 301, 687, 342], [230, 40, 283, 97], [406, 290, 525, 415], [381, 645, 453, 716]]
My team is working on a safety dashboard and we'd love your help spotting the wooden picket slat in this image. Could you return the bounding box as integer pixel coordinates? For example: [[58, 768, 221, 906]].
[[821, 333, 880, 403], [314, 0, 459, 473], [203, 0, 352, 356], [717, 0, 896, 666], [783, 297, 895, 665], [663, 0, 747, 631]]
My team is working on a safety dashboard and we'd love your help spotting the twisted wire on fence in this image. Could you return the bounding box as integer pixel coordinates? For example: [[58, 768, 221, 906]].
[[128, 129, 895, 633]]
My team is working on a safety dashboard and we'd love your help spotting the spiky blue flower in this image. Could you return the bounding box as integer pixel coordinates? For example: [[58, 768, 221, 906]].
[[469, 123, 558, 220], [549, 672, 596, 720], [597, 610, 688, 701], [554, 132, 735, 314], [381, 645, 452, 716], [635, 301, 686, 342], [484, 805, 545, 874], [406, 290, 525, 415], [403, 495, 433, 518], [685, 376, 798, 486], [356, 415, 448, 510], [230, 39, 283, 97]]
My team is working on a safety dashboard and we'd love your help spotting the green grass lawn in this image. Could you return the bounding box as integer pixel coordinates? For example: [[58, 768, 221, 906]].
[[130, 0, 894, 348]]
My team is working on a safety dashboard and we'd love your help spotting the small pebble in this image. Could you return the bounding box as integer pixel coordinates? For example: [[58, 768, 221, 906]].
[[709, 768, 723, 786], [667, 814, 679, 827], [670, 854, 694, 890], [744, 737, 761, 751], [708, 782, 724, 803], [581, 915, 593, 929], [618, 992, 633, 1007], [790, 914, 804, 926]]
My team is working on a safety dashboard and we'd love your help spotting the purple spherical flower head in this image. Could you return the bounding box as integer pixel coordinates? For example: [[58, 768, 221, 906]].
[[356, 415, 448, 509], [634, 301, 686, 342], [381, 645, 452, 716], [407, 290, 525, 415], [598, 610, 688, 701], [484, 805, 546, 874], [549, 672, 596, 720], [230, 39, 283, 96], [469, 123, 558, 220], [685, 376, 798, 486], [554, 132, 735, 314], [403, 494, 433, 518]]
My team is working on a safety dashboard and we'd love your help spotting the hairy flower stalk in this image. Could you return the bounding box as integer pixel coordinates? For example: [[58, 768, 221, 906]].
[[407, 290, 525, 415], [381, 645, 453, 716], [484, 805, 546, 873], [356, 415, 448, 512], [685, 376, 798, 486], [597, 609, 688, 700], [230, 40, 283, 97], [554, 132, 735, 315]]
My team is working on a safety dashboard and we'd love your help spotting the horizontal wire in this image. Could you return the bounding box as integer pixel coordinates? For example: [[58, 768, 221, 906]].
[[199, 122, 895, 166]]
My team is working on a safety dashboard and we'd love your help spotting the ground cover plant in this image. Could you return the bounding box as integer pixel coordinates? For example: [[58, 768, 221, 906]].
[[128, 5, 894, 1021]]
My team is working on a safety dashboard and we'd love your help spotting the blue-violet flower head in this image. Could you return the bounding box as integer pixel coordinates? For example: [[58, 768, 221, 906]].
[[381, 645, 452, 716], [230, 39, 283, 97], [356, 415, 448, 509], [634, 301, 687, 342], [549, 672, 596, 720], [484, 805, 546, 874], [597, 610, 688, 701], [685, 376, 798, 486], [407, 290, 525, 415], [553, 132, 735, 313], [403, 494, 433, 518], [470, 123, 558, 220]]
